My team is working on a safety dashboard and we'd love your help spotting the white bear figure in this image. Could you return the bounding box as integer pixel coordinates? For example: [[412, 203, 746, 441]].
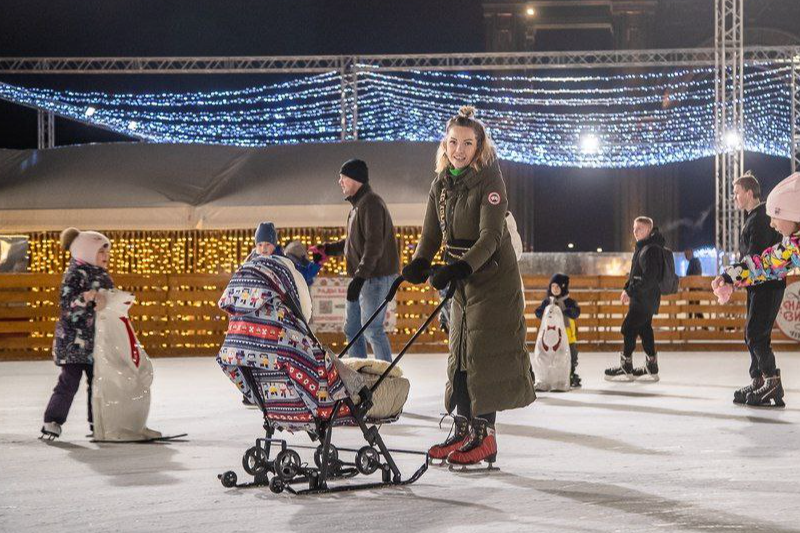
[[532, 302, 572, 392], [92, 289, 161, 441]]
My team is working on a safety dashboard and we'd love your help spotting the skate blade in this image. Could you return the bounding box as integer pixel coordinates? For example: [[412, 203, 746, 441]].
[[447, 462, 500, 473], [604, 375, 634, 382], [744, 400, 786, 409], [634, 375, 660, 383], [427, 458, 448, 467], [39, 433, 58, 441]]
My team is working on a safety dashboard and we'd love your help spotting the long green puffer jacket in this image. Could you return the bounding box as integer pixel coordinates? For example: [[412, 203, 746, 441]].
[[413, 160, 536, 416]]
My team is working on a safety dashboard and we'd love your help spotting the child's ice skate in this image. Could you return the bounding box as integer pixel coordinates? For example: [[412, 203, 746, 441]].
[[604, 354, 634, 382], [40, 421, 62, 440], [427, 414, 470, 466], [632, 355, 659, 382], [447, 417, 499, 472], [745, 370, 786, 408]]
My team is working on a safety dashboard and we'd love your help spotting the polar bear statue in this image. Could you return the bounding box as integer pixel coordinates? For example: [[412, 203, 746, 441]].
[[92, 288, 162, 441], [532, 302, 572, 392]]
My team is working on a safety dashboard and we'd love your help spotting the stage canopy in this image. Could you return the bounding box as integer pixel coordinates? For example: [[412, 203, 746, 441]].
[[0, 141, 438, 231]]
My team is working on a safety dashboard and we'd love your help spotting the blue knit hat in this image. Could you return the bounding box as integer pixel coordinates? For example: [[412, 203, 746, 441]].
[[255, 222, 277, 245]]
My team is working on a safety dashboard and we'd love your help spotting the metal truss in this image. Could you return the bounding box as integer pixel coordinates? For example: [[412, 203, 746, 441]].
[[0, 47, 798, 74], [36, 110, 54, 149], [714, 0, 745, 262], [792, 54, 800, 174]]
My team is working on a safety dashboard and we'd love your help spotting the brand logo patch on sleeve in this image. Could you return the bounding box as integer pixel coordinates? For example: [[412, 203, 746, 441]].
[[487, 192, 501, 205]]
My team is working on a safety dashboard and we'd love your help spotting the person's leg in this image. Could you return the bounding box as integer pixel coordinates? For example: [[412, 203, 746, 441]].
[[360, 275, 393, 362], [428, 370, 471, 460], [747, 286, 785, 378], [745, 290, 761, 379], [639, 316, 656, 357], [453, 370, 472, 419], [84, 364, 94, 430], [43, 365, 84, 425], [621, 310, 640, 358], [343, 297, 368, 358]]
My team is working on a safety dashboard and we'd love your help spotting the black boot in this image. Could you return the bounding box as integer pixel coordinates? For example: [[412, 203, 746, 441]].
[[733, 376, 764, 405], [604, 354, 633, 382], [570, 372, 582, 388], [632, 355, 659, 382], [745, 370, 785, 408]]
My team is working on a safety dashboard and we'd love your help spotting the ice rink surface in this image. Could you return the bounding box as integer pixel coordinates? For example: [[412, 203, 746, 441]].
[[2, 351, 799, 533]]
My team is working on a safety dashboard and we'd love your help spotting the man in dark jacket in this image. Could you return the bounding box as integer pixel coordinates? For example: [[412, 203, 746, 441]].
[[605, 216, 665, 382], [322, 159, 400, 362], [731, 173, 785, 405]]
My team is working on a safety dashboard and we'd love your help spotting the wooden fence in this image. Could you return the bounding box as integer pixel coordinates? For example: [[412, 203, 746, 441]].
[[0, 273, 797, 361]]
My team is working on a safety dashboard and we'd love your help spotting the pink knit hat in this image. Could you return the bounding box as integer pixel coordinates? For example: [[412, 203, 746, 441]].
[[766, 172, 800, 223], [60, 228, 111, 266]]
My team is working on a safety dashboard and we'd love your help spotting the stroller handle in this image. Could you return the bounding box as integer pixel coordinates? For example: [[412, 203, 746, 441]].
[[368, 280, 456, 395], [337, 275, 405, 359]]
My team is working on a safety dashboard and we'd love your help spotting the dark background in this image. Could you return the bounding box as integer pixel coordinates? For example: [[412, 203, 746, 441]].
[[0, 0, 796, 251]]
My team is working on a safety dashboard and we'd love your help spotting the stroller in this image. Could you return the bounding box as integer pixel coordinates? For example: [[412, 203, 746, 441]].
[[216, 256, 453, 495]]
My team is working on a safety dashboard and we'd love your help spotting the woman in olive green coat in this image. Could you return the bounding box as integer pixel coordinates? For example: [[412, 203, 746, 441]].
[[403, 106, 536, 467]]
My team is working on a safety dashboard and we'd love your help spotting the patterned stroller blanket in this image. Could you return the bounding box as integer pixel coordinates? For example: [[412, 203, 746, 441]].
[[216, 255, 351, 431]]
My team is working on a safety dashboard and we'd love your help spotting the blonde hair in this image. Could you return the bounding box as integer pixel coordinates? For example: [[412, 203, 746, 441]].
[[435, 106, 497, 173], [634, 216, 654, 228]]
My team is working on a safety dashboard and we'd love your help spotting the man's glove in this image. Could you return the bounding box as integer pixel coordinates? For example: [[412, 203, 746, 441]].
[[430, 260, 472, 290], [347, 276, 366, 302], [402, 257, 432, 284]]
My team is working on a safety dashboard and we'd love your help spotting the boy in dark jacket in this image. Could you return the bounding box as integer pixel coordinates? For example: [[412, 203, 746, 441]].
[[605, 217, 665, 382], [535, 273, 582, 388]]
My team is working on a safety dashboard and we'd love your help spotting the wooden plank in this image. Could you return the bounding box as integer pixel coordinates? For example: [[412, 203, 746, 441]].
[[0, 336, 53, 349], [0, 274, 61, 289]]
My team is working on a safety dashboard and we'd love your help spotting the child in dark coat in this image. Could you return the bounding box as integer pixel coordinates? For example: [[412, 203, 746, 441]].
[[534, 273, 582, 388], [41, 228, 114, 439]]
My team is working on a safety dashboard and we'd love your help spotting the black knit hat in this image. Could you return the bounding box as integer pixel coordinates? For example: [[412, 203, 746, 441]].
[[548, 273, 570, 296], [340, 159, 369, 184]]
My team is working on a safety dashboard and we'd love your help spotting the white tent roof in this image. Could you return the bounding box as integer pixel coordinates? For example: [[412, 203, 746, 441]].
[[0, 141, 439, 230]]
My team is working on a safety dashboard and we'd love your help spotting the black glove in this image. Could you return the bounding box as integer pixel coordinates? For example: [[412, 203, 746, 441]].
[[347, 276, 366, 302], [312, 252, 324, 263], [402, 257, 432, 284], [430, 260, 472, 290]]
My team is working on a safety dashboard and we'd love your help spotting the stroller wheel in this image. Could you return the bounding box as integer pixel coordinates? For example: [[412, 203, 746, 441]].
[[355, 446, 380, 476], [269, 476, 285, 494], [219, 470, 238, 488], [275, 449, 301, 481], [242, 446, 269, 476], [313, 444, 339, 471]]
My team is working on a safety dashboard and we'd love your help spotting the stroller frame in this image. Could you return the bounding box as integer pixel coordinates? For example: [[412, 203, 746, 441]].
[[218, 276, 455, 495]]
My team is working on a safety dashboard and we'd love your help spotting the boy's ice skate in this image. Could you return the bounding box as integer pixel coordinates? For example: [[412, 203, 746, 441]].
[[427, 414, 470, 466], [40, 421, 62, 440], [604, 355, 634, 382], [632, 355, 659, 382], [745, 370, 785, 408], [447, 418, 499, 472]]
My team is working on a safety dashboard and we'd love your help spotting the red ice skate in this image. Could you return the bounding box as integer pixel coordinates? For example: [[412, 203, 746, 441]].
[[446, 417, 498, 471], [428, 414, 470, 465]]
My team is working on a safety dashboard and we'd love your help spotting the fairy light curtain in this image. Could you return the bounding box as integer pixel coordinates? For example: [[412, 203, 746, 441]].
[[0, 65, 792, 168]]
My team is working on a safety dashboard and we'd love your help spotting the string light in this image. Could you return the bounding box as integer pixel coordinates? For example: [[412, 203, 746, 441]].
[[0, 64, 793, 168]]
